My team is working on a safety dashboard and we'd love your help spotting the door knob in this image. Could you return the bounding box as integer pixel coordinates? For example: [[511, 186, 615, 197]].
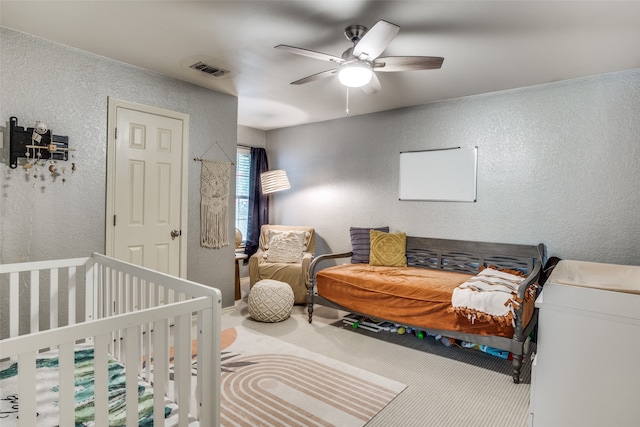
[[171, 230, 181, 240]]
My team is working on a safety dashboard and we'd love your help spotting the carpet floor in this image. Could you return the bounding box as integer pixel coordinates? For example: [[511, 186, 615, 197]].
[[222, 278, 533, 427], [220, 325, 405, 426]]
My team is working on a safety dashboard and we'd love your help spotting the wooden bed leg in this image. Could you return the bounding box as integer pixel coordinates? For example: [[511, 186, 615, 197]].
[[307, 302, 314, 323], [512, 354, 522, 384], [307, 277, 315, 323]]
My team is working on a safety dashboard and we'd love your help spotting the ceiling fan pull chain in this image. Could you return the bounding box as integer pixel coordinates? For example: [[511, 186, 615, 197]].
[[346, 87, 350, 116]]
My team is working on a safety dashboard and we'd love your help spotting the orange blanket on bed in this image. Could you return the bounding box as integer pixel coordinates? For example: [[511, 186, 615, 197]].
[[316, 264, 534, 338]]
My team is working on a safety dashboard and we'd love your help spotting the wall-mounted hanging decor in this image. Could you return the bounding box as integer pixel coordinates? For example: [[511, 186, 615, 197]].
[[197, 158, 231, 249], [9, 116, 76, 184]]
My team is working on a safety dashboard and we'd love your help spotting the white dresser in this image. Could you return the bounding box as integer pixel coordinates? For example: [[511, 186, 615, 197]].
[[531, 260, 640, 427]]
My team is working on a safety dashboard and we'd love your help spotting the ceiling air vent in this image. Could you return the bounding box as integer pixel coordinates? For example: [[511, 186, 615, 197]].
[[189, 61, 229, 77]]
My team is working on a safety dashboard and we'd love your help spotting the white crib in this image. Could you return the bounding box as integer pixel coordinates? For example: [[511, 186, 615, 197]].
[[0, 253, 221, 426]]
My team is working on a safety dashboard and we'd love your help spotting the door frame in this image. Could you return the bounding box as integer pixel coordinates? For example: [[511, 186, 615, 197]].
[[105, 97, 190, 277]]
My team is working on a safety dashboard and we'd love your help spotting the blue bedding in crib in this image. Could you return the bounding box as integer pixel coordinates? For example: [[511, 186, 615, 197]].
[[0, 346, 174, 426]]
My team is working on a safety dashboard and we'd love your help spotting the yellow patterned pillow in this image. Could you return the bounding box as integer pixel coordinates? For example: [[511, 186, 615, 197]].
[[369, 230, 407, 267]]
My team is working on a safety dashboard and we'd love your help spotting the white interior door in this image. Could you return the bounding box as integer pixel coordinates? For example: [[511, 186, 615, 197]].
[[106, 98, 189, 277]]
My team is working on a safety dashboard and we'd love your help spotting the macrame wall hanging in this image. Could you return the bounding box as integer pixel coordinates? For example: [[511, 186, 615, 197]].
[[198, 158, 231, 249]]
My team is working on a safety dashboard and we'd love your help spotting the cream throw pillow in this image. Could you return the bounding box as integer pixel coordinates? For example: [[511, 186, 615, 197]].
[[264, 230, 307, 263], [369, 230, 407, 267]]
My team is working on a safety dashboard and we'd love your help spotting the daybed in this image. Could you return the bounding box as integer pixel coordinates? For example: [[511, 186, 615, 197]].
[[0, 253, 221, 426], [308, 234, 544, 383]]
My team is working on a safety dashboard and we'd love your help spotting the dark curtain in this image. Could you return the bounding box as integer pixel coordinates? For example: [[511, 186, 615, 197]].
[[244, 147, 269, 259]]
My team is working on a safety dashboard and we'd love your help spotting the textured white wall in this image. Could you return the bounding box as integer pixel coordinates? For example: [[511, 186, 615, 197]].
[[0, 28, 238, 309], [237, 125, 266, 148], [267, 69, 640, 266]]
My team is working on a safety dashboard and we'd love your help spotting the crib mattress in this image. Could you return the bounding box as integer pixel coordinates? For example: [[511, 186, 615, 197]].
[[316, 264, 535, 337], [0, 344, 196, 426]]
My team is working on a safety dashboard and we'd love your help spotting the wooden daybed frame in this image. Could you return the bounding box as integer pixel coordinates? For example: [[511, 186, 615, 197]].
[[307, 236, 544, 383]]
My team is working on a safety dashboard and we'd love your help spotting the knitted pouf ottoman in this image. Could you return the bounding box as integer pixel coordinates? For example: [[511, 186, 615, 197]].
[[248, 279, 294, 322]]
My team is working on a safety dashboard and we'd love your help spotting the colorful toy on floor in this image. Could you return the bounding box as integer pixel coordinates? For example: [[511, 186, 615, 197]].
[[461, 341, 512, 359], [342, 314, 387, 332], [342, 313, 512, 360]]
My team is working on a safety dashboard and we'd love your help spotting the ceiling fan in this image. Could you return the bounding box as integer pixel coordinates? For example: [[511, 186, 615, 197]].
[[275, 19, 444, 95]]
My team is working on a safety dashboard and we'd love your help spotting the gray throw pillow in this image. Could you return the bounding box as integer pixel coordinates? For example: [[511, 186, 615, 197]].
[[349, 226, 389, 264]]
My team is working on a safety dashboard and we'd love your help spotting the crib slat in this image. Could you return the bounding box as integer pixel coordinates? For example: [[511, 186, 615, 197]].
[[148, 279, 154, 309], [126, 273, 133, 312], [143, 319, 152, 380], [113, 270, 123, 360], [104, 266, 110, 318], [174, 313, 191, 427], [155, 282, 161, 306], [197, 306, 220, 426], [125, 326, 140, 427], [30, 270, 39, 333], [106, 267, 116, 357], [153, 319, 169, 427], [143, 279, 150, 310], [162, 313, 171, 401], [68, 266, 77, 325], [100, 264, 106, 319], [107, 268, 114, 355], [58, 342, 76, 426], [94, 334, 109, 427], [115, 270, 123, 314], [50, 268, 59, 329], [95, 263, 101, 318], [18, 351, 37, 426], [135, 277, 141, 310], [196, 314, 204, 421], [110, 267, 115, 316], [85, 258, 95, 323], [10, 272, 18, 338]]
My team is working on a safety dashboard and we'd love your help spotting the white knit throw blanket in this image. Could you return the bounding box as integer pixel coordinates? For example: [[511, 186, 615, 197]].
[[200, 159, 230, 249]]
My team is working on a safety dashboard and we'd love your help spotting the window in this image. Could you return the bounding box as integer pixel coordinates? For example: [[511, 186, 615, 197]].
[[235, 148, 251, 245]]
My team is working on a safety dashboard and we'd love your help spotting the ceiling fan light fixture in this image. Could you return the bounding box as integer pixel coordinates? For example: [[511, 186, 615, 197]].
[[338, 61, 373, 87]]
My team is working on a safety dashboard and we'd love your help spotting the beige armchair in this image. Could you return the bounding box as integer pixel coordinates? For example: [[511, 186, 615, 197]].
[[248, 225, 316, 304]]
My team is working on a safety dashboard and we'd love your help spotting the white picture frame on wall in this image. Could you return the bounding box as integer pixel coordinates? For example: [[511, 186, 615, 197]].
[[399, 147, 478, 202]]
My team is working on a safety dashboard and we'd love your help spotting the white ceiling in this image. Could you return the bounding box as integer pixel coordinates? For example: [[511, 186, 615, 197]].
[[2, 1, 639, 131]]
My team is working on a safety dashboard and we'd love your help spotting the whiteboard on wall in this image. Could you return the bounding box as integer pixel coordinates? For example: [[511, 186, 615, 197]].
[[399, 147, 478, 202]]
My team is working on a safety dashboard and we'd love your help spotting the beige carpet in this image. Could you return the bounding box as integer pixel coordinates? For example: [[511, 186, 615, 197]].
[[220, 325, 406, 427], [224, 277, 533, 426]]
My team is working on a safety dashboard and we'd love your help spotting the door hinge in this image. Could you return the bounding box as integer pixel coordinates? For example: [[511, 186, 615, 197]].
[[114, 127, 118, 139], [113, 215, 116, 226]]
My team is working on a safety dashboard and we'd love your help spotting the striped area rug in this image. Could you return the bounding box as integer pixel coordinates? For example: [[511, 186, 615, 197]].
[[220, 326, 406, 427]]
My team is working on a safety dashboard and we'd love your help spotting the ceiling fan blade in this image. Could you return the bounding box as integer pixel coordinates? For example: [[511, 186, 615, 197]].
[[374, 56, 444, 72], [275, 44, 344, 64], [361, 72, 381, 95], [291, 69, 337, 85], [353, 20, 399, 60]]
